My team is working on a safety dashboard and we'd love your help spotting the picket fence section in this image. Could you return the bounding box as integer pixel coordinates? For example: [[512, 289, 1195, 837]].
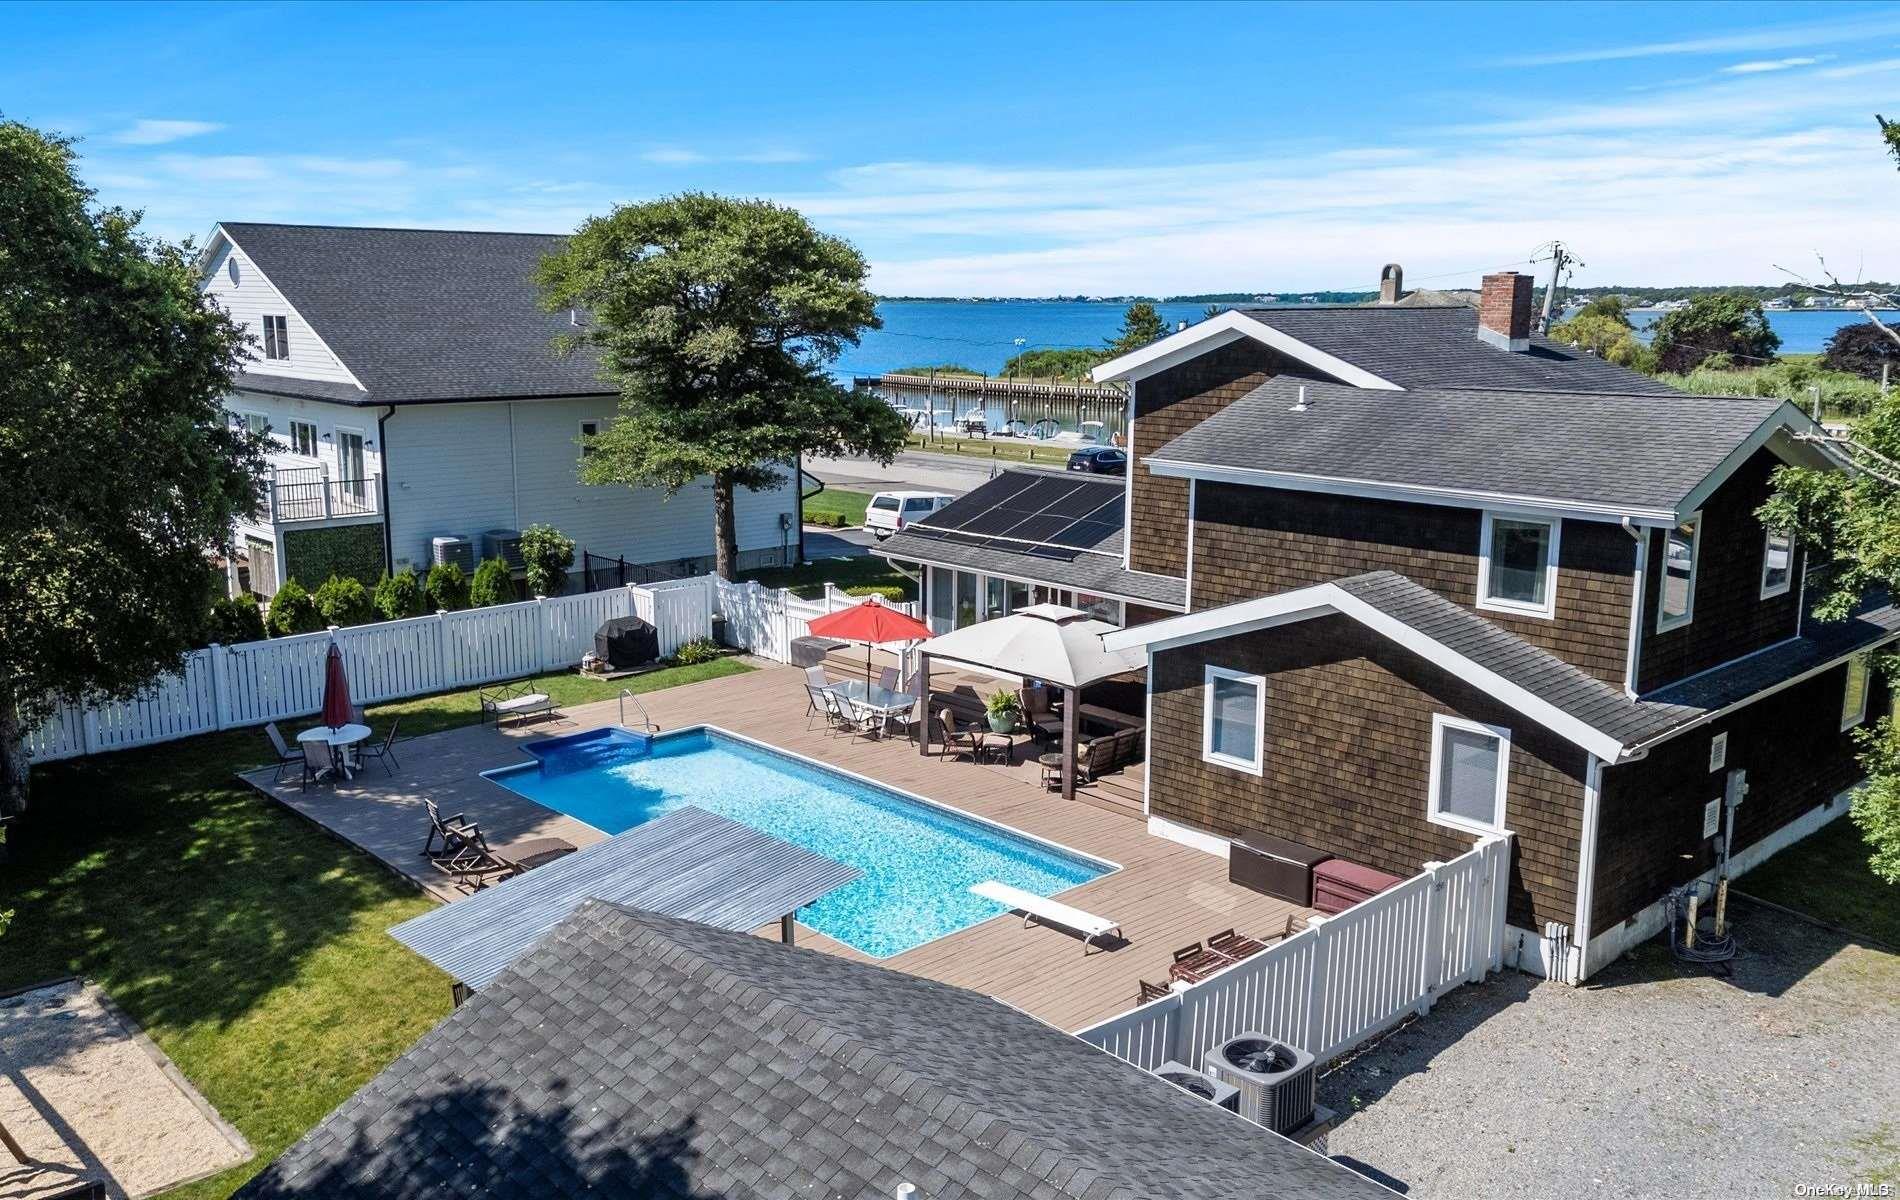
[[713, 578, 922, 665], [24, 580, 729, 763], [1078, 834, 1512, 1071]]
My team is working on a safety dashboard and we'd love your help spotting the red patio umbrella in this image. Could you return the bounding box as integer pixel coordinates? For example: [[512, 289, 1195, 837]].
[[320, 641, 354, 730], [806, 599, 933, 689]]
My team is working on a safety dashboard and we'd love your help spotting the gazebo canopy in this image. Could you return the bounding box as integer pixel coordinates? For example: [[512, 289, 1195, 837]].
[[917, 604, 1142, 688]]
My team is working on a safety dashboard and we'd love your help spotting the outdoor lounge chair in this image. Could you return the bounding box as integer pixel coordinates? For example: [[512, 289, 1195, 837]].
[[1208, 927, 1267, 961], [970, 880, 1121, 954], [479, 679, 557, 727], [430, 828, 578, 893], [1169, 941, 1234, 983], [937, 706, 982, 762], [265, 722, 312, 786], [1020, 685, 1064, 743], [356, 717, 402, 776], [420, 797, 480, 861]]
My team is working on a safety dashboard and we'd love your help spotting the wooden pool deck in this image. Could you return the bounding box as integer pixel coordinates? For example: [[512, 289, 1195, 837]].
[[243, 661, 1312, 1032]]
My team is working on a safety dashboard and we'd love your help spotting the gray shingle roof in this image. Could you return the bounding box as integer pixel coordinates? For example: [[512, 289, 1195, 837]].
[[1237, 304, 1677, 393], [236, 902, 1395, 1200], [1151, 377, 1792, 518], [1331, 572, 1900, 753], [879, 469, 1187, 609], [219, 222, 610, 405]]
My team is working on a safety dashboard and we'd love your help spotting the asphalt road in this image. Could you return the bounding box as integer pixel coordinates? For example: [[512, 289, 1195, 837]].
[[804, 448, 1050, 497]]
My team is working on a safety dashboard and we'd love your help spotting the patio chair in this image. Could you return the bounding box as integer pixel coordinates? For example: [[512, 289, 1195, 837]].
[[1168, 941, 1234, 984], [350, 704, 367, 726], [421, 797, 480, 861], [820, 687, 857, 737], [1208, 927, 1268, 961], [937, 706, 982, 762], [357, 716, 402, 776], [265, 722, 310, 786], [1257, 912, 1309, 947], [804, 683, 836, 731], [1020, 685, 1064, 743], [1137, 978, 1172, 1005], [803, 666, 832, 692], [877, 666, 900, 692]]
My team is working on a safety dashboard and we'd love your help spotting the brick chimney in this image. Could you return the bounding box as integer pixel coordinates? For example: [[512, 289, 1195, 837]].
[[1478, 271, 1533, 351], [1379, 263, 1403, 305]]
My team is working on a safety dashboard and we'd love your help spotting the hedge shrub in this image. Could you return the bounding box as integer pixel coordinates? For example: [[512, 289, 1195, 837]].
[[314, 574, 374, 627], [519, 524, 574, 597], [426, 561, 469, 611], [373, 566, 428, 621], [207, 593, 267, 644], [470, 557, 517, 607], [265, 579, 323, 637]]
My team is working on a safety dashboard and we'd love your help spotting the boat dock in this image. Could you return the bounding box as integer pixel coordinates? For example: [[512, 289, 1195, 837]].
[[856, 372, 1127, 404]]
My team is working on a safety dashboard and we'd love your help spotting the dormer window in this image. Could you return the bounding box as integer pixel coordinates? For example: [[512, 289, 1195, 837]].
[[1657, 513, 1701, 632], [262, 314, 289, 360], [1477, 512, 1558, 619]]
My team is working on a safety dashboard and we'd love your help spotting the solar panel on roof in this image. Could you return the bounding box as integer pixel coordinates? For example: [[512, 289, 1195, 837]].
[[1059, 519, 1122, 549], [1046, 487, 1111, 518], [998, 513, 1073, 544]]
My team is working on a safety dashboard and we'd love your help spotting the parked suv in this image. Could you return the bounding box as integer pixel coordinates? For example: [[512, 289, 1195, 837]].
[[861, 490, 954, 540], [1067, 447, 1128, 475]]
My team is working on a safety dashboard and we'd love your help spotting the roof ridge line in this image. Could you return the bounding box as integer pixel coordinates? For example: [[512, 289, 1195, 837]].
[[221, 220, 567, 238]]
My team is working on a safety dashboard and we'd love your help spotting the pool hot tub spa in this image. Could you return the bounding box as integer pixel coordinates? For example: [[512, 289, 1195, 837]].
[[485, 726, 1114, 958]]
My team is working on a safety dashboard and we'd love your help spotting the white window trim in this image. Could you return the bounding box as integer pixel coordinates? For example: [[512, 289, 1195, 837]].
[[263, 313, 289, 360], [288, 418, 318, 458], [1759, 527, 1793, 600], [1656, 510, 1703, 633], [1426, 713, 1512, 835], [1201, 664, 1265, 776], [232, 410, 270, 435], [1842, 654, 1871, 732], [1477, 511, 1560, 620]]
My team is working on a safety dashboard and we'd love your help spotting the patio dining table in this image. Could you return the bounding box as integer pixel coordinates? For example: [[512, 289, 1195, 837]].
[[823, 680, 917, 738], [298, 722, 372, 780]]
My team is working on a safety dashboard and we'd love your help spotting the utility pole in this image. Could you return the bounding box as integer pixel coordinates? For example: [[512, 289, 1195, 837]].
[[1531, 241, 1582, 333]]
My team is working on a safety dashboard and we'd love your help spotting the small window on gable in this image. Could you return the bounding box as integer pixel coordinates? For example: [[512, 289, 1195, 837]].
[[262, 314, 289, 360], [1428, 714, 1510, 834], [230, 411, 270, 436], [289, 419, 318, 459], [1657, 513, 1701, 632], [1842, 654, 1872, 731], [1760, 528, 1794, 599], [579, 419, 602, 459], [1478, 512, 1559, 619], [1202, 665, 1264, 775]]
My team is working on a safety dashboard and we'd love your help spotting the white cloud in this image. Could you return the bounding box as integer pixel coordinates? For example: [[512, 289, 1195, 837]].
[[1722, 56, 1822, 74], [1499, 13, 1900, 66], [642, 146, 812, 166], [111, 119, 223, 145]]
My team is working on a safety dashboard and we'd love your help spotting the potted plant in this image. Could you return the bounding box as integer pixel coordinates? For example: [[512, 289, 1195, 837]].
[[985, 688, 1022, 733]]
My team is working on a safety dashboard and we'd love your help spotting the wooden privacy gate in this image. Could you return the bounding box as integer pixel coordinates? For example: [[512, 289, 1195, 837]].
[[1077, 834, 1512, 1071]]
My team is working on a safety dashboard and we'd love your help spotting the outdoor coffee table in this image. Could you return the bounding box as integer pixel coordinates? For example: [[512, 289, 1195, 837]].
[[297, 723, 372, 780]]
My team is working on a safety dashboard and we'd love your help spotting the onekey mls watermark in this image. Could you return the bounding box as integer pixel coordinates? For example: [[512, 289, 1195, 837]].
[[1791, 1184, 1896, 1198]]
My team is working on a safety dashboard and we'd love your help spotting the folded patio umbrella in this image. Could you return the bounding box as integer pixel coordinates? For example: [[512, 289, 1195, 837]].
[[321, 641, 354, 730], [805, 599, 933, 689]]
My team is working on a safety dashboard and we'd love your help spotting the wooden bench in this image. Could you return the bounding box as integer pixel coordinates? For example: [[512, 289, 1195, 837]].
[[479, 680, 557, 727], [970, 880, 1122, 953]]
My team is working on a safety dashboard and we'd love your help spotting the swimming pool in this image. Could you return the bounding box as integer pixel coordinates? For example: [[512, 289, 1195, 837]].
[[484, 726, 1114, 958]]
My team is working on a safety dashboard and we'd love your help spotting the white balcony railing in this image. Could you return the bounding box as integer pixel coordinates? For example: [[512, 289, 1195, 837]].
[[267, 466, 378, 523]]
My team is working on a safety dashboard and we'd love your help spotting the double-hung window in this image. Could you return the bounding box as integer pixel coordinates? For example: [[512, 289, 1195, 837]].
[[261, 314, 289, 360], [1478, 512, 1559, 618], [230, 411, 270, 436], [579, 418, 602, 459], [1842, 655, 1872, 731], [1657, 513, 1701, 631], [1202, 665, 1264, 775], [1760, 527, 1794, 599], [288, 419, 318, 459], [1427, 714, 1510, 834]]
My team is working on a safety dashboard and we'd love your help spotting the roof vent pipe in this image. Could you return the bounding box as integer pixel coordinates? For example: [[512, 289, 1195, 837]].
[[1289, 384, 1310, 413]]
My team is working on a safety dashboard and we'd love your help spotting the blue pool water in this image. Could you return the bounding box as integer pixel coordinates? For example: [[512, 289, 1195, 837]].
[[486, 726, 1113, 958]]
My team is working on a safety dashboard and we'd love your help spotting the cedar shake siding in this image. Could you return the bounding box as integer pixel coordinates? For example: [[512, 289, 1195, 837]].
[[1189, 484, 1637, 687], [1129, 340, 1317, 578], [1590, 658, 1881, 932], [1150, 616, 1589, 930], [1635, 449, 1803, 693]]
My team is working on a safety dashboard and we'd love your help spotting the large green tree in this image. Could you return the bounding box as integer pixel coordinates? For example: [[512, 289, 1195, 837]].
[[536, 194, 908, 578], [1105, 302, 1169, 356], [1649, 292, 1781, 373], [0, 121, 263, 819]]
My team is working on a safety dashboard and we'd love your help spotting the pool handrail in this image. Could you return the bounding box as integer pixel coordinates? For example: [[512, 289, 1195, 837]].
[[618, 689, 659, 733]]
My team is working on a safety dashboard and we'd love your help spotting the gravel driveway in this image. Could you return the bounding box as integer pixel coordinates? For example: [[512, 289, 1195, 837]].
[[1319, 897, 1900, 1198]]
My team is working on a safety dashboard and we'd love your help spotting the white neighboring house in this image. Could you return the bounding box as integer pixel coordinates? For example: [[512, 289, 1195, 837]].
[[199, 222, 800, 598]]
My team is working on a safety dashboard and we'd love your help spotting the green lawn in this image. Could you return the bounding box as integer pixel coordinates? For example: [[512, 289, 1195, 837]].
[[0, 656, 753, 1198], [739, 553, 918, 602], [1739, 814, 1900, 948], [803, 486, 873, 527]]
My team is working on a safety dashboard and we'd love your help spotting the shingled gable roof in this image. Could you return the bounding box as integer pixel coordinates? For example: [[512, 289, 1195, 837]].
[[1105, 571, 1900, 762], [235, 902, 1396, 1200], [1147, 377, 1827, 524], [1091, 304, 1674, 394], [212, 222, 611, 405]]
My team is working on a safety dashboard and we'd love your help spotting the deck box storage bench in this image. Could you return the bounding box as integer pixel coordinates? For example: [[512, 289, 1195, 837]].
[[1228, 832, 1331, 906], [1311, 858, 1406, 914]]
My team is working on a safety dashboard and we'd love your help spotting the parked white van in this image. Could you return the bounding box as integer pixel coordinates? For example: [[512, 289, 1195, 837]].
[[861, 490, 953, 540]]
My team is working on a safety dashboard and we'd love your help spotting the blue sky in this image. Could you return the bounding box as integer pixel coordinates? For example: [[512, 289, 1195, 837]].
[[6, 0, 1898, 295]]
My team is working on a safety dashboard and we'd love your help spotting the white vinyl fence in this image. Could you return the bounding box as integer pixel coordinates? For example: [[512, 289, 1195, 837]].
[[1078, 834, 1512, 1071], [26, 581, 721, 763], [715, 578, 921, 665]]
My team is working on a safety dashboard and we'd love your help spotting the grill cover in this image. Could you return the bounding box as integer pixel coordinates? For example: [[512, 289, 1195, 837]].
[[595, 617, 660, 669]]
